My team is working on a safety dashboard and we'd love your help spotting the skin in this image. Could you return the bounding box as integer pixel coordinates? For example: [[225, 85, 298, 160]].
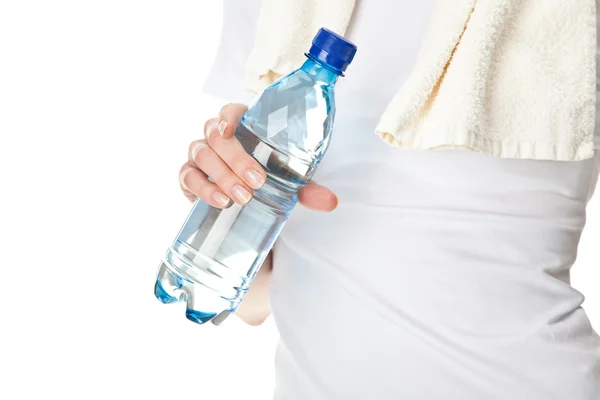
[[179, 103, 338, 325]]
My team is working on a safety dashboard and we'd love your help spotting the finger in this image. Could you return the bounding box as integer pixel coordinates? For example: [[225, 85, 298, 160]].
[[179, 162, 199, 203], [188, 138, 208, 165], [217, 103, 248, 139], [298, 181, 339, 212], [190, 140, 254, 205], [205, 119, 267, 190], [179, 163, 231, 208], [203, 118, 218, 141]]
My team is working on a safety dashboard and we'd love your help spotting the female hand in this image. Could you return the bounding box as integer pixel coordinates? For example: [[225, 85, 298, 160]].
[[179, 103, 339, 212]]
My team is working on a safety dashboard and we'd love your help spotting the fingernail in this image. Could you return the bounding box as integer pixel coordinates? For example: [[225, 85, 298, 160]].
[[180, 168, 193, 190], [245, 169, 265, 188], [191, 142, 206, 160], [205, 125, 216, 141], [218, 120, 228, 136], [232, 185, 252, 204], [212, 191, 231, 207]]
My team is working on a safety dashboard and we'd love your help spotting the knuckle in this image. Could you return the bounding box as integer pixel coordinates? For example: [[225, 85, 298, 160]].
[[230, 103, 248, 119], [198, 185, 216, 200], [231, 156, 254, 174], [218, 103, 232, 117], [212, 169, 238, 187], [234, 103, 248, 115]]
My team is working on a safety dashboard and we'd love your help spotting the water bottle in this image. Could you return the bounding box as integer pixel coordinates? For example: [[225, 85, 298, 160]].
[[154, 28, 357, 325]]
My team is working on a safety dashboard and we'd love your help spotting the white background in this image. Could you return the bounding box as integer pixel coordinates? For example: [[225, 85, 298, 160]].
[[0, 1, 598, 399]]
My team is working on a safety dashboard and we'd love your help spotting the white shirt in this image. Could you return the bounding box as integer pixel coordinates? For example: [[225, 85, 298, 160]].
[[205, 1, 600, 399]]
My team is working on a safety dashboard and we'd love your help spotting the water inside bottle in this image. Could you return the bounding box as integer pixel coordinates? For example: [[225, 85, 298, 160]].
[[154, 61, 338, 325]]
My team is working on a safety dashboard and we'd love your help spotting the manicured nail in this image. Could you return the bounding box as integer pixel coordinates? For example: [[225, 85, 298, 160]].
[[191, 142, 206, 160], [180, 167, 193, 190], [212, 191, 231, 207], [232, 185, 252, 204], [245, 169, 265, 188], [205, 125, 216, 141], [218, 120, 228, 136]]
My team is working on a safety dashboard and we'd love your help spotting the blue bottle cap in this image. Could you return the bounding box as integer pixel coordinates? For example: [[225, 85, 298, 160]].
[[308, 28, 357, 74]]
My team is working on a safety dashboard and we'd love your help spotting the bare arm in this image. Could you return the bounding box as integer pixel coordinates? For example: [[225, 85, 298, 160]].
[[235, 251, 273, 326]]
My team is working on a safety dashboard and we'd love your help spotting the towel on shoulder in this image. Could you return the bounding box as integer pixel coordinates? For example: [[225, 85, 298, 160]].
[[245, 0, 597, 161]]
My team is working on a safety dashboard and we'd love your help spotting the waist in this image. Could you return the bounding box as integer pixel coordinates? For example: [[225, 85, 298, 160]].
[[282, 147, 596, 313]]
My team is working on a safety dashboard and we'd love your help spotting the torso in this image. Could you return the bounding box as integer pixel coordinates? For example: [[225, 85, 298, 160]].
[[207, 1, 600, 398]]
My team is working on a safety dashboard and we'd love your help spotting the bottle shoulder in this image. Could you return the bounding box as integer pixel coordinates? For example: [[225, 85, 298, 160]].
[[240, 69, 336, 164]]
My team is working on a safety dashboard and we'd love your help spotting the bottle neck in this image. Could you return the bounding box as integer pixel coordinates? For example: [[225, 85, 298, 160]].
[[300, 56, 340, 85]]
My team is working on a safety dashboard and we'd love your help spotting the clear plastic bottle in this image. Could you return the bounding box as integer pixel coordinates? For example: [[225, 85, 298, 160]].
[[154, 28, 357, 325]]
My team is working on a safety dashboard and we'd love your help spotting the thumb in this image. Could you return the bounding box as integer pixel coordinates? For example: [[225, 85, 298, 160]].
[[298, 181, 338, 212]]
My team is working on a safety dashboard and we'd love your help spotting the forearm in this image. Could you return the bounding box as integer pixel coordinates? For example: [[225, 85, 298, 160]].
[[236, 251, 273, 326]]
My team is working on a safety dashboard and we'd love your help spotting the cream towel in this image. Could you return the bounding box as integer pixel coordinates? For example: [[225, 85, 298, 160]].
[[245, 0, 597, 161], [245, 0, 356, 94]]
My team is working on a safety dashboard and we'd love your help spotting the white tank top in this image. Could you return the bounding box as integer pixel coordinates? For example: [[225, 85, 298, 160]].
[[205, 1, 600, 399]]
